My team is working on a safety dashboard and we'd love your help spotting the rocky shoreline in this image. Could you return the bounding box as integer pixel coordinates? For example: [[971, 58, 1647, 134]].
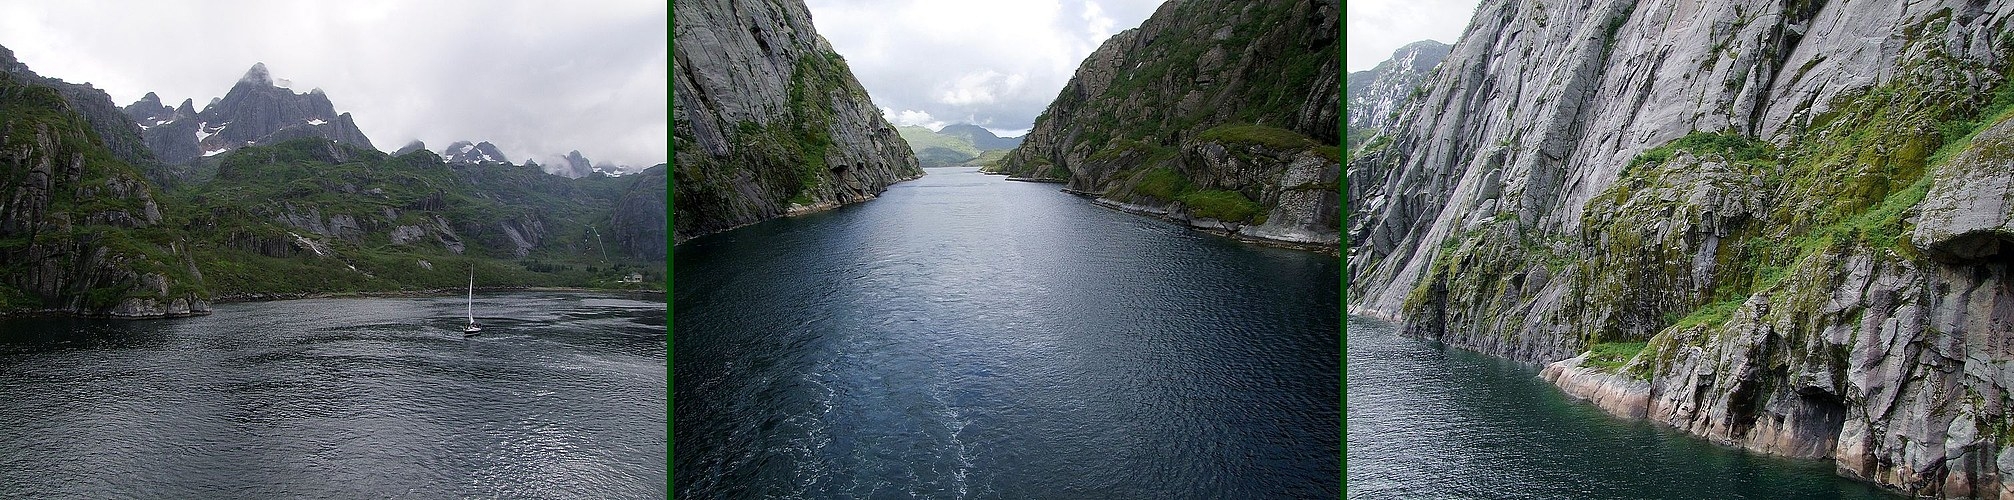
[[1080, 194, 1339, 254], [1004, 176, 1066, 183]]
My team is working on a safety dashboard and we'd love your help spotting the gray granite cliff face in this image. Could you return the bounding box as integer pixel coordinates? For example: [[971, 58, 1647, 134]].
[[1348, 0, 2014, 495], [992, 0, 1340, 251], [672, 0, 922, 244]]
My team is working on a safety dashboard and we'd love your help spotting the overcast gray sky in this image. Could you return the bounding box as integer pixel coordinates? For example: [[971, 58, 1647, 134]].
[[1346, 0, 1479, 72], [804, 0, 1167, 138], [0, 0, 666, 171]]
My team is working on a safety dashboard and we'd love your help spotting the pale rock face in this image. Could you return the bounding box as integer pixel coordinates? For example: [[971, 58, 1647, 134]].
[[672, 0, 921, 243], [1350, 0, 2014, 495]]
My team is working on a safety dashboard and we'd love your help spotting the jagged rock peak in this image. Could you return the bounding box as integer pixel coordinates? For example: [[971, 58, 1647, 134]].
[[393, 140, 428, 156], [441, 140, 509, 164], [240, 62, 272, 86]]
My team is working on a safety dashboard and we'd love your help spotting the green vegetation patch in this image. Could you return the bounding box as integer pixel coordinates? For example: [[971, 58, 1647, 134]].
[[1627, 131, 1777, 173], [1199, 123, 1323, 151], [1583, 341, 1649, 372], [1179, 189, 1262, 222]]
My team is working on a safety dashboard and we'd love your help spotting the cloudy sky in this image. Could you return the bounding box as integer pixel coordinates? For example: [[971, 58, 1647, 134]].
[[0, 0, 666, 171], [804, 0, 1167, 138], [1345, 0, 1480, 72]]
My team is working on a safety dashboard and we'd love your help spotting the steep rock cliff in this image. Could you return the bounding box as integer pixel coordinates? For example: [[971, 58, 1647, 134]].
[[672, 0, 922, 244], [991, 0, 1339, 250], [609, 164, 668, 261], [1349, 0, 2014, 495], [0, 47, 210, 317]]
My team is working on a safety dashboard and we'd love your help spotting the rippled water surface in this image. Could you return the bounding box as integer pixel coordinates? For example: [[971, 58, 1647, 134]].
[[0, 292, 666, 498], [674, 168, 1341, 498], [1346, 314, 1902, 499]]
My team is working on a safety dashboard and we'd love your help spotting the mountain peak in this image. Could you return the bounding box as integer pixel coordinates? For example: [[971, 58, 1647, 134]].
[[440, 140, 509, 164], [393, 140, 428, 156], [239, 62, 272, 86]]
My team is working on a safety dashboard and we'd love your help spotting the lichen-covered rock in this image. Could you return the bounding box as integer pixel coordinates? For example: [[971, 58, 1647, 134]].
[[672, 0, 922, 243], [1914, 116, 2014, 265]]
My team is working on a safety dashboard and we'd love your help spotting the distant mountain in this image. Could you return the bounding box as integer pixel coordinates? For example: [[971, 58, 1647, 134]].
[[1344, 40, 1449, 149], [124, 63, 374, 166], [441, 140, 508, 164], [894, 124, 1021, 167], [0, 43, 668, 319], [897, 126, 982, 167], [392, 140, 428, 156], [937, 123, 1021, 150], [556, 150, 595, 178]]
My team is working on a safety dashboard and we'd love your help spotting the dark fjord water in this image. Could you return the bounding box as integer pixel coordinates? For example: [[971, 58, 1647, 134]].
[[674, 168, 1341, 498], [1347, 314, 1902, 499], [0, 292, 666, 498]]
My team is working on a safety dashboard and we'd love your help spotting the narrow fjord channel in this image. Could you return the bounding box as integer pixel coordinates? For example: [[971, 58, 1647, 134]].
[[673, 167, 1341, 498], [1346, 314, 1902, 499]]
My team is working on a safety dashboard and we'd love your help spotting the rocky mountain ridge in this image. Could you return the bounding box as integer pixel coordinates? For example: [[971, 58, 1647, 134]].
[[672, 0, 922, 244], [441, 140, 508, 164], [123, 63, 375, 166], [991, 0, 1339, 250], [0, 44, 666, 318], [937, 123, 1020, 151], [896, 124, 1018, 167], [0, 47, 209, 317], [1347, 0, 2014, 495]]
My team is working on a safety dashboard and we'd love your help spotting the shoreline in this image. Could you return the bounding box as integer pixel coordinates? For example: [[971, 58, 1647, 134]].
[[679, 172, 927, 246], [1079, 194, 1340, 255], [212, 286, 666, 304]]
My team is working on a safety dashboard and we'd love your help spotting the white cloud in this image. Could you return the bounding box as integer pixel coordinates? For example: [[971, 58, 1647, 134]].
[[1345, 0, 1482, 72], [882, 107, 946, 130], [806, 0, 1165, 132], [1082, 1, 1117, 47]]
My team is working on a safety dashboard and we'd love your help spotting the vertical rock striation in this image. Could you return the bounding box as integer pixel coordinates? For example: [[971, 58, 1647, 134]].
[[1349, 0, 2014, 495], [672, 0, 922, 244]]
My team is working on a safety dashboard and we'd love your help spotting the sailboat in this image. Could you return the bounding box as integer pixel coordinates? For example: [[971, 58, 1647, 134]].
[[463, 266, 482, 336]]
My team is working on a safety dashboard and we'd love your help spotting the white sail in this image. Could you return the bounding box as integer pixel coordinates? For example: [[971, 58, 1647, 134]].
[[464, 266, 481, 334]]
